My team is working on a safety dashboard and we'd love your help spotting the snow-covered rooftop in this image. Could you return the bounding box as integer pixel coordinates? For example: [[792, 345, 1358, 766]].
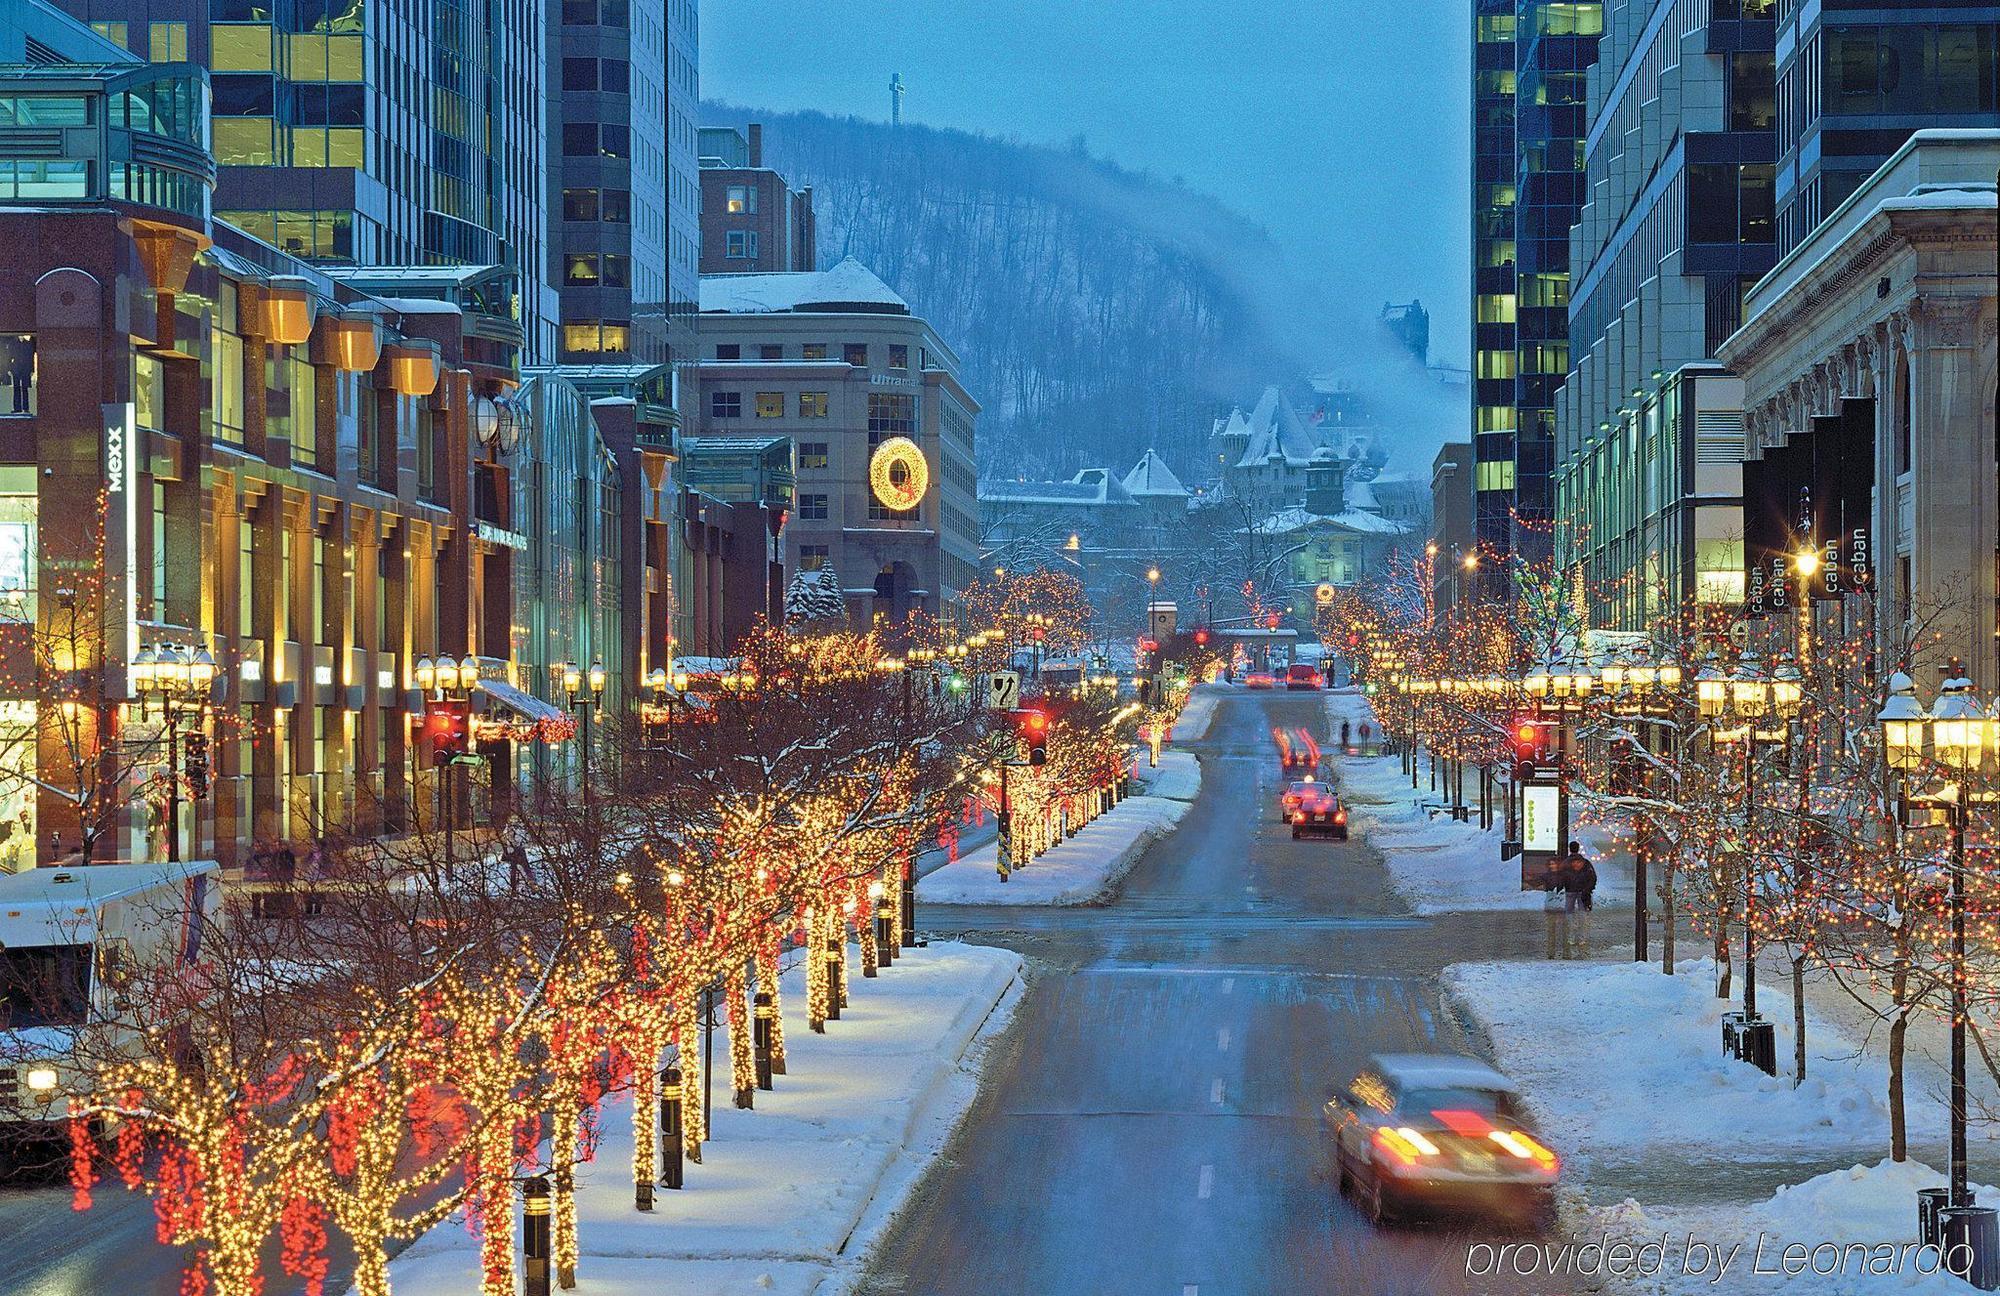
[[1234, 386, 1326, 470], [1121, 449, 1188, 498], [700, 256, 908, 316], [1245, 505, 1410, 537]]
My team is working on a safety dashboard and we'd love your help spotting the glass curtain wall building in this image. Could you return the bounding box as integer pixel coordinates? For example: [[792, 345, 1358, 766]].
[[1554, 0, 1776, 631], [57, 0, 560, 364], [551, 0, 699, 372], [1774, 3, 2000, 255], [1471, 1, 1600, 579]]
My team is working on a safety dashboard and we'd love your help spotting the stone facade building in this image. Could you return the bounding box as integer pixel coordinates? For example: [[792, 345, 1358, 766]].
[[1718, 130, 1998, 684], [697, 123, 816, 275], [696, 259, 978, 630]]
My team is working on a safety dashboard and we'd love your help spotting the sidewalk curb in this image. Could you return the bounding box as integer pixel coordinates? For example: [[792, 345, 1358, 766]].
[[814, 961, 1028, 1294]]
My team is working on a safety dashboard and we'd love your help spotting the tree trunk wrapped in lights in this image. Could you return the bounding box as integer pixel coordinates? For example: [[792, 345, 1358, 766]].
[[858, 892, 880, 977], [806, 905, 830, 1032], [727, 964, 755, 1108], [675, 996, 705, 1161]]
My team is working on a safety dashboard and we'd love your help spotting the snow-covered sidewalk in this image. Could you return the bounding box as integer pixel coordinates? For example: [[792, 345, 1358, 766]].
[[1327, 692, 1635, 914], [378, 943, 1024, 1296], [1447, 957, 1999, 1294], [1169, 685, 1225, 742], [916, 791, 1194, 905], [1132, 749, 1201, 802]]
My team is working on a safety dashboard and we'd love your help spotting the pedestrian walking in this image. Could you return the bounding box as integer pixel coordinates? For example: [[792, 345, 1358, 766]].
[[1541, 858, 1567, 959], [1340, 719, 1352, 750], [1561, 840, 1597, 958], [1359, 722, 1372, 754]]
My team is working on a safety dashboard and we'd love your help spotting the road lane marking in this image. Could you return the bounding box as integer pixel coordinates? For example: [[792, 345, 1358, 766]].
[[1197, 1164, 1214, 1199], [1210, 1077, 1224, 1104], [1221, 977, 1234, 994], [1217, 1026, 1231, 1052], [1184, 1287, 1199, 1296]]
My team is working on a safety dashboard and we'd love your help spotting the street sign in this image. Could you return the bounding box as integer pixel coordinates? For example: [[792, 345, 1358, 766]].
[[987, 671, 1020, 710]]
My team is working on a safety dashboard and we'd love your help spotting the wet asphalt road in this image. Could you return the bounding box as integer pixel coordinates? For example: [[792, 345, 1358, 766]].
[[859, 690, 1563, 1296]]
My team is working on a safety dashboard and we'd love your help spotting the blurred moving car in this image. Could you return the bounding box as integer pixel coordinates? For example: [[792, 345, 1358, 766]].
[[1290, 784, 1347, 839], [1244, 670, 1276, 689], [1324, 1053, 1558, 1226], [1286, 663, 1325, 690]]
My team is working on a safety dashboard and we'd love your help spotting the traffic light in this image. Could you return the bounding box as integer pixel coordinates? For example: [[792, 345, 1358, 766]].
[[1194, 627, 1210, 647], [1010, 707, 1049, 766], [425, 699, 471, 765], [183, 732, 210, 800], [1512, 718, 1546, 782]]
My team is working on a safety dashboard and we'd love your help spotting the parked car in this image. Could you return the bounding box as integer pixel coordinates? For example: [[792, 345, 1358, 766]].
[[1244, 671, 1276, 690], [1286, 663, 1325, 691], [1290, 784, 1348, 839], [1325, 1053, 1558, 1226]]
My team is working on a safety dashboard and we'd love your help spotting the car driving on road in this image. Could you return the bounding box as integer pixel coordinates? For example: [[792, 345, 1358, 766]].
[[1324, 1053, 1558, 1226], [1289, 782, 1347, 839], [1244, 670, 1276, 689], [1286, 663, 1324, 690]]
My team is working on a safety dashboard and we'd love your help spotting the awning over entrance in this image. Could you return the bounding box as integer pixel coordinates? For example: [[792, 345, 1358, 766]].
[[475, 677, 567, 723]]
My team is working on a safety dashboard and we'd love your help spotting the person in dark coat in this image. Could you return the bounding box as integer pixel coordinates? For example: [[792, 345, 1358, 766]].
[[1561, 840, 1597, 958], [1541, 857, 1567, 959]]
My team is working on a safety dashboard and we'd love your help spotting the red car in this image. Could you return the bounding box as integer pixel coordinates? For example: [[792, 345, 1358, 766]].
[[1286, 663, 1325, 690], [1244, 671, 1277, 689], [1291, 784, 1348, 840]]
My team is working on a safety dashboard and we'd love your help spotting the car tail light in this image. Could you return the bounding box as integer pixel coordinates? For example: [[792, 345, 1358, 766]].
[[1374, 1126, 1440, 1166], [1489, 1129, 1559, 1171], [1333, 810, 1347, 825]]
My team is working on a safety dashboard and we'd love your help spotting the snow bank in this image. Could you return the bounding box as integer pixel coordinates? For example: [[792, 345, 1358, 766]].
[[1445, 959, 1940, 1172], [1581, 1160, 1998, 1295], [375, 942, 1023, 1296], [916, 794, 1190, 905], [1169, 686, 1224, 742], [1131, 749, 1201, 802]]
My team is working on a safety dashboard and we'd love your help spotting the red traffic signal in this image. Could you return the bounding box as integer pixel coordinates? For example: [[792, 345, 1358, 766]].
[[425, 699, 471, 765], [1194, 628, 1210, 647], [1009, 707, 1049, 765]]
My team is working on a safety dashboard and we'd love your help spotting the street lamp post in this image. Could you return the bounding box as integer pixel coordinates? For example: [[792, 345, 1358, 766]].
[[415, 653, 479, 875], [131, 641, 216, 863], [553, 659, 608, 806]]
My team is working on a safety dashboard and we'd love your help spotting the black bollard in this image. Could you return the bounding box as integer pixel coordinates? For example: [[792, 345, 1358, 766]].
[[753, 992, 774, 1090], [660, 1066, 684, 1190], [523, 1176, 552, 1296], [824, 938, 843, 1020], [900, 859, 917, 948], [875, 914, 895, 967]]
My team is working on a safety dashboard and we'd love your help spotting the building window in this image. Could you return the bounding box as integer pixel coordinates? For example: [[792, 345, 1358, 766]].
[[0, 467, 37, 624], [562, 123, 595, 156], [709, 391, 742, 418], [562, 188, 598, 221], [0, 336, 33, 416], [801, 343, 827, 360], [725, 184, 757, 214], [798, 392, 828, 418], [798, 493, 828, 520], [798, 442, 829, 470], [760, 345, 783, 360], [887, 344, 908, 371], [754, 391, 783, 418], [91, 20, 128, 47], [600, 255, 628, 288], [148, 21, 188, 61], [562, 56, 597, 91], [716, 344, 740, 360], [843, 343, 868, 368], [867, 393, 915, 438], [799, 543, 829, 571], [563, 254, 601, 286], [212, 311, 245, 445], [725, 230, 748, 258], [601, 189, 630, 222]]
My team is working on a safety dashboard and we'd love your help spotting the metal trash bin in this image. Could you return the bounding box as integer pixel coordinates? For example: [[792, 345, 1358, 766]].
[[1921, 1187, 1953, 1248], [1740, 1018, 1777, 1076], [1942, 1205, 2000, 1291]]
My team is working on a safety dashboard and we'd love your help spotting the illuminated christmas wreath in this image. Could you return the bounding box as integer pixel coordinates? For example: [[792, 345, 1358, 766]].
[[868, 436, 928, 512]]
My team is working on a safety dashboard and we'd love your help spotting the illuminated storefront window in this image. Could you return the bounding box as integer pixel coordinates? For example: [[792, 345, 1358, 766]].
[[0, 466, 35, 624], [0, 700, 37, 874]]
